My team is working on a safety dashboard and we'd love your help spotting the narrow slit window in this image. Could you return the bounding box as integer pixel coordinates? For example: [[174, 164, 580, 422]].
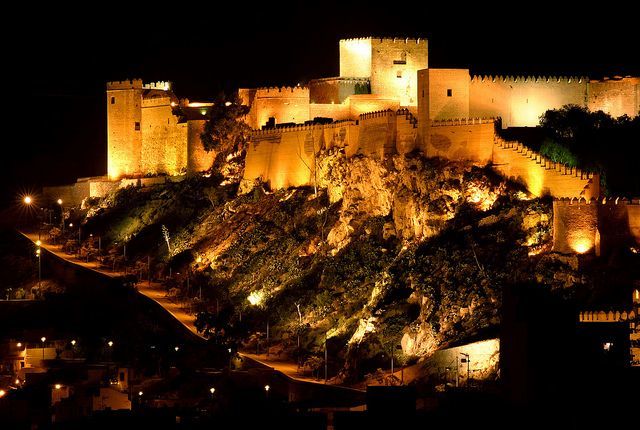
[[111, 96, 115, 104], [135, 122, 140, 131], [447, 89, 452, 97]]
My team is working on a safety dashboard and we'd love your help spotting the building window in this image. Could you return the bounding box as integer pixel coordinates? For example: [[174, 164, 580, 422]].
[[111, 96, 115, 104], [393, 51, 407, 65], [447, 89, 452, 97], [135, 122, 140, 131]]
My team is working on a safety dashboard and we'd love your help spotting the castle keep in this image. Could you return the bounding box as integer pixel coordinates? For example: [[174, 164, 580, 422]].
[[43, 36, 640, 257], [106, 79, 214, 179]]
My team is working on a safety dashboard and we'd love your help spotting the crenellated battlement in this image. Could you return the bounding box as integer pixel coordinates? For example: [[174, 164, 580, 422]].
[[322, 120, 358, 129], [309, 77, 370, 84], [359, 109, 396, 120], [143, 81, 171, 91], [251, 123, 323, 136], [579, 309, 636, 323], [340, 36, 425, 45], [494, 136, 597, 180], [107, 79, 143, 90], [431, 117, 495, 127], [554, 196, 640, 206], [470, 75, 588, 84], [254, 86, 309, 97]]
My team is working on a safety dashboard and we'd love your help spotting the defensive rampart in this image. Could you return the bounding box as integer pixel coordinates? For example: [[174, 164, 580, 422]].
[[492, 137, 599, 199]]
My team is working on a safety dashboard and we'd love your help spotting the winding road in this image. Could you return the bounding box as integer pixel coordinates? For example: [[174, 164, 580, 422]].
[[21, 231, 345, 387]]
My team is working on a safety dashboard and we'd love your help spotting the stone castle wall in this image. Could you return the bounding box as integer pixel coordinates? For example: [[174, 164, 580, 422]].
[[339, 38, 372, 78], [492, 137, 599, 199], [469, 75, 589, 128], [140, 97, 188, 176], [420, 69, 471, 121], [553, 198, 640, 255], [424, 119, 495, 165], [552, 198, 600, 254], [240, 86, 310, 130], [356, 110, 397, 160], [309, 77, 369, 104], [243, 124, 324, 190], [588, 76, 640, 118], [107, 80, 143, 179], [370, 38, 428, 107]]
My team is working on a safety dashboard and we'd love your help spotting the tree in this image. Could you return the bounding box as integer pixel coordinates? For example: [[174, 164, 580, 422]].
[[200, 92, 251, 172], [538, 105, 640, 195]]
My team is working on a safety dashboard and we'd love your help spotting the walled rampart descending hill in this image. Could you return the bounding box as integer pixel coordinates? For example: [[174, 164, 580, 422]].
[[492, 136, 599, 199]]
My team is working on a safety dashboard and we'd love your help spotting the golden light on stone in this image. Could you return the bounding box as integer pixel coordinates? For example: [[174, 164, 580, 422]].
[[247, 290, 264, 306], [571, 237, 593, 254]]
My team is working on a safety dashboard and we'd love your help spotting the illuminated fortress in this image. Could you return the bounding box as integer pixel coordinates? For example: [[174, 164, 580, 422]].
[[44, 36, 640, 256]]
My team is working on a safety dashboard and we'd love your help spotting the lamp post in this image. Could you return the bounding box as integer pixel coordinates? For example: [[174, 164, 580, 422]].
[[36, 247, 41, 290], [264, 384, 270, 400], [41, 336, 46, 360], [460, 352, 470, 387], [324, 332, 328, 384]]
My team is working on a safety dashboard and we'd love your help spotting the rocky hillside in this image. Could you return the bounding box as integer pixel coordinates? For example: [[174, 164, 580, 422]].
[[78, 148, 579, 382]]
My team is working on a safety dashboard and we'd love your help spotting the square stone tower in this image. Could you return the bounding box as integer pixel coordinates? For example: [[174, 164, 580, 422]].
[[339, 37, 428, 106], [106, 80, 143, 179]]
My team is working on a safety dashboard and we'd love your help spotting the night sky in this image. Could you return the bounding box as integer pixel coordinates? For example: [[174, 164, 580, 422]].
[[3, 2, 638, 207]]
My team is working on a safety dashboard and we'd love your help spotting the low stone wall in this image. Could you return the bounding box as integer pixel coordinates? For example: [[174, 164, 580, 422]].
[[420, 338, 500, 383]]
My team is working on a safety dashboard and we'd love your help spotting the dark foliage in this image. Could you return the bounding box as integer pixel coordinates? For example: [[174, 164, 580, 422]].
[[538, 105, 640, 195]]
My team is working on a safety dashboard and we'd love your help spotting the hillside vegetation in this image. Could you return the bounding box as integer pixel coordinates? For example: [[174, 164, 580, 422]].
[[78, 149, 577, 382]]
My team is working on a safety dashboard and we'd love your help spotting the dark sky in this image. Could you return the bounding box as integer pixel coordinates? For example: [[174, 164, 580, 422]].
[[3, 2, 638, 206]]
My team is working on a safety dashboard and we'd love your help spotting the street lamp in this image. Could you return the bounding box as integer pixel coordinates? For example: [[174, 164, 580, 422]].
[[264, 384, 270, 399], [41, 336, 46, 360], [460, 352, 470, 386], [35, 247, 41, 290], [24, 196, 32, 205]]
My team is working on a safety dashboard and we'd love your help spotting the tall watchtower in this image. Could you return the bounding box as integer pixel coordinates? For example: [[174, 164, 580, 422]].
[[339, 37, 428, 106], [106, 79, 143, 179]]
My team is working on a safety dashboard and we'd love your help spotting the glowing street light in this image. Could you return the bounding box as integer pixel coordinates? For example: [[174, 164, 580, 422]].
[[41, 336, 46, 359], [36, 240, 41, 246], [138, 391, 143, 396], [0, 389, 5, 398], [107, 340, 114, 347], [71, 340, 76, 346], [24, 196, 32, 205], [174, 346, 179, 352], [57, 199, 63, 205], [209, 387, 215, 394], [264, 384, 270, 399], [35, 247, 41, 290], [54, 384, 62, 390]]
